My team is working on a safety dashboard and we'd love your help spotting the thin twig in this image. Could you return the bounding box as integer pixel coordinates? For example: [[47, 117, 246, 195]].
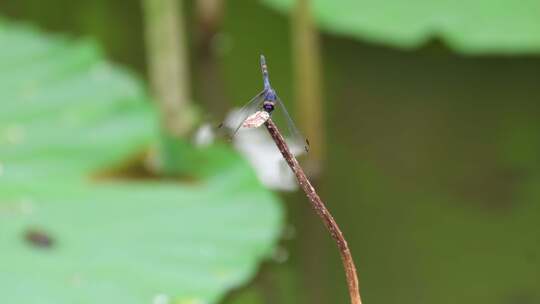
[[264, 118, 362, 304]]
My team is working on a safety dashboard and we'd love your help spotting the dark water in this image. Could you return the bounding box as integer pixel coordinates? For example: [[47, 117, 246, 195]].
[[4, 1, 540, 303]]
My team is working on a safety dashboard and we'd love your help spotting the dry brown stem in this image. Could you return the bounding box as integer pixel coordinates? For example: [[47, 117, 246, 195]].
[[264, 118, 362, 304]]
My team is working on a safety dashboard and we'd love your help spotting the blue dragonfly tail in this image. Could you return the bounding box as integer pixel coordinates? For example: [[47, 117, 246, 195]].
[[260, 54, 271, 90]]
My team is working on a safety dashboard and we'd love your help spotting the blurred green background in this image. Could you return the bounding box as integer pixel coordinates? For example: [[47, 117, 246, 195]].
[[1, 1, 539, 304]]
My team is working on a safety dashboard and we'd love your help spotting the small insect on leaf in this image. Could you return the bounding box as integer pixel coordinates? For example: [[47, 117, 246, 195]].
[[24, 228, 54, 249]]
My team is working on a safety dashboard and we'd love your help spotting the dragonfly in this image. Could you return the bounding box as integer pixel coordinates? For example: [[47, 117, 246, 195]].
[[220, 55, 309, 152]]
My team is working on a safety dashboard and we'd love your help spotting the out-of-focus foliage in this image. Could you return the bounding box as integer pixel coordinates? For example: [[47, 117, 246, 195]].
[[261, 0, 540, 54], [0, 19, 283, 304], [0, 20, 155, 181]]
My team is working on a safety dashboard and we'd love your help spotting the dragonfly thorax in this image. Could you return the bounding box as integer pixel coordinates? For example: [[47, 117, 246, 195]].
[[264, 89, 277, 101]]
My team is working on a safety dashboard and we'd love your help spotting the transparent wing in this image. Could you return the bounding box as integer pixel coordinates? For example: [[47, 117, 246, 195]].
[[275, 95, 310, 153], [220, 90, 265, 138]]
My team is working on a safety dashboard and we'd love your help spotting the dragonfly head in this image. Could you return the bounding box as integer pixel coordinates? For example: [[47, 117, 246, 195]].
[[263, 101, 275, 113], [262, 89, 277, 113]]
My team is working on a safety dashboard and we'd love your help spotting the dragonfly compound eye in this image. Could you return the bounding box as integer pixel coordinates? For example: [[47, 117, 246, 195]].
[[263, 103, 275, 112]]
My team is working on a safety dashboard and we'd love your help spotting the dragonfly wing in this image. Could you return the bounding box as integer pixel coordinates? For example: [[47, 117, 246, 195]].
[[220, 90, 265, 138], [275, 95, 310, 153]]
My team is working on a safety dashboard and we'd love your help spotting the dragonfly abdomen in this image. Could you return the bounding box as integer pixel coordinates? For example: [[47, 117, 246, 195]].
[[260, 55, 271, 90]]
